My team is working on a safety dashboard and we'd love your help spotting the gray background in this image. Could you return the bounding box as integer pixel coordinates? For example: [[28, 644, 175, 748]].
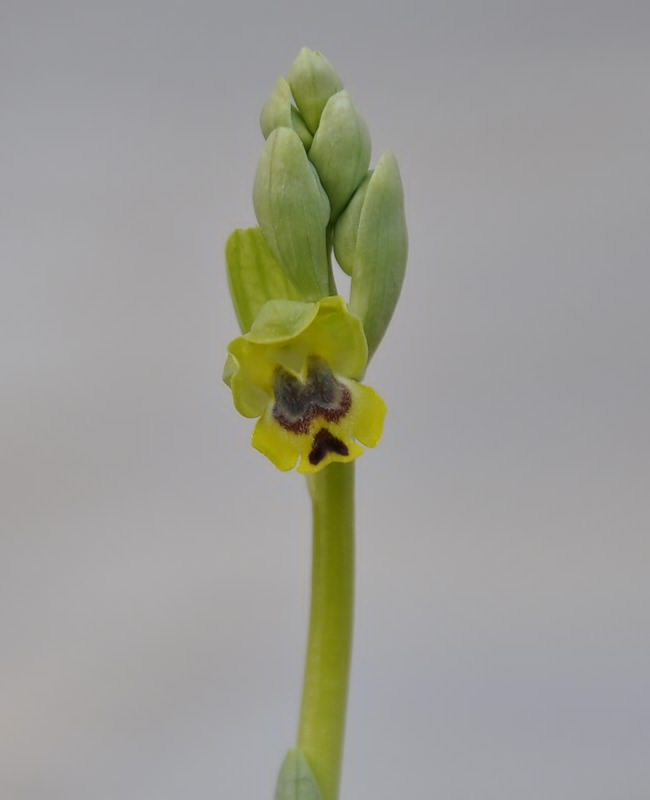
[[2, 1, 649, 798]]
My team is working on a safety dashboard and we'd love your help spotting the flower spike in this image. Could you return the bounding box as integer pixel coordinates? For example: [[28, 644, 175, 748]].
[[225, 48, 406, 471], [223, 48, 408, 800]]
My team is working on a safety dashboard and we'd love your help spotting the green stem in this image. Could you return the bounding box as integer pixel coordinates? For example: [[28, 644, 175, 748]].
[[299, 462, 355, 800]]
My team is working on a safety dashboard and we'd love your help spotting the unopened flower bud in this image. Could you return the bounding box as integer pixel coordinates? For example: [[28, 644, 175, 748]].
[[332, 172, 371, 276], [260, 77, 313, 150], [253, 127, 331, 300], [348, 152, 408, 358], [287, 48, 343, 134], [308, 90, 371, 220]]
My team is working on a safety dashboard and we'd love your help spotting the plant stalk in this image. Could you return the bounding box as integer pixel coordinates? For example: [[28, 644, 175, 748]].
[[299, 461, 355, 800]]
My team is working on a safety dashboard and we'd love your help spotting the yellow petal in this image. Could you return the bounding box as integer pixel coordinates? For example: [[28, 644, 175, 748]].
[[245, 299, 319, 345], [349, 382, 387, 447], [230, 368, 269, 418], [224, 347, 270, 418], [252, 412, 301, 471], [222, 352, 238, 387], [227, 337, 277, 399], [300, 296, 368, 379]]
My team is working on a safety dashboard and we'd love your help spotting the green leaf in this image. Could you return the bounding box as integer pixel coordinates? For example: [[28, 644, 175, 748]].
[[274, 748, 322, 800], [253, 127, 331, 301], [225, 227, 303, 333], [308, 90, 371, 220], [349, 152, 408, 359]]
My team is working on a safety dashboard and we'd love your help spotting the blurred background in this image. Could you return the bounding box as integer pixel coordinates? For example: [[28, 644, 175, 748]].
[[2, 1, 649, 798]]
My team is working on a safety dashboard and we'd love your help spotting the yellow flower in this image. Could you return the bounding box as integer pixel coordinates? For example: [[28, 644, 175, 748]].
[[224, 296, 386, 474]]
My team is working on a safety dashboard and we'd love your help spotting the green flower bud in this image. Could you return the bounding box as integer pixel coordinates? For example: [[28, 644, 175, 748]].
[[332, 171, 371, 276], [287, 48, 343, 134], [349, 152, 408, 359], [308, 90, 371, 220], [253, 127, 331, 301], [260, 77, 313, 150]]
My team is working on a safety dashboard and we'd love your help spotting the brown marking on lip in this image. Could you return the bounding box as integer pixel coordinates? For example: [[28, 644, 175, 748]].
[[308, 428, 349, 465], [272, 359, 352, 435]]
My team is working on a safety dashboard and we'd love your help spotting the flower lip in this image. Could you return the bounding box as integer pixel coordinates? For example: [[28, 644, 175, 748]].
[[272, 357, 352, 436]]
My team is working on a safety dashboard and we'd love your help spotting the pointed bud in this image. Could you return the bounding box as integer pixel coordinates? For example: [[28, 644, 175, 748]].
[[253, 127, 331, 300], [260, 77, 313, 149], [332, 171, 371, 276], [308, 90, 371, 220], [349, 152, 408, 358], [287, 48, 343, 134]]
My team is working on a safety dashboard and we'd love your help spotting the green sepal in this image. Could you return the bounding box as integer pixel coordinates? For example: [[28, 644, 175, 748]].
[[349, 152, 408, 359], [225, 227, 303, 333], [332, 171, 371, 276], [274, 748, 322, 800], [253, 127, 331, 301], [260, 77, 313, 149], [287, 48, 343, 134], [308, 90, 371, 221]]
